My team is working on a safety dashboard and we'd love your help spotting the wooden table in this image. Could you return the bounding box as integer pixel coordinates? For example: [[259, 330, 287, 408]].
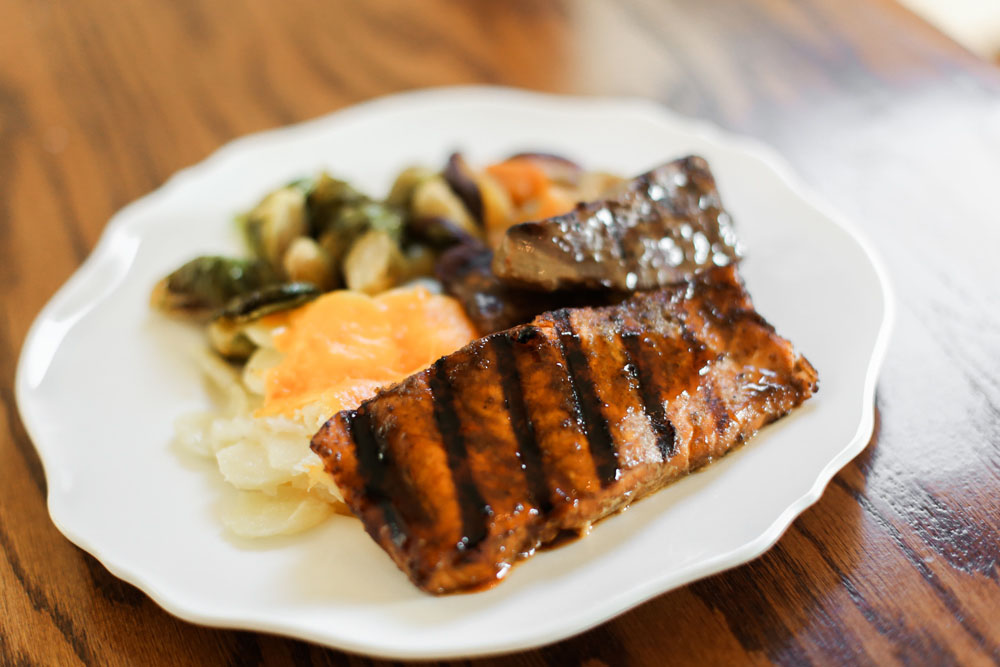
[[2, 1, 999, 664]]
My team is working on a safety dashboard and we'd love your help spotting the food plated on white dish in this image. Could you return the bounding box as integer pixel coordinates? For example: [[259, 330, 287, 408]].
[[16, 86, 892, 658]]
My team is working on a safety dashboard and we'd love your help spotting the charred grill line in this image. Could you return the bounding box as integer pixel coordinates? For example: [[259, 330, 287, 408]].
[[491, 333, 552, 515], [428, 358, 490, 551], [705, 379, 732, 435], [347, 410, 409, 547], [551, 310, 621, 486], [311, 266, 820, 594], [620, 330, 678, 459]]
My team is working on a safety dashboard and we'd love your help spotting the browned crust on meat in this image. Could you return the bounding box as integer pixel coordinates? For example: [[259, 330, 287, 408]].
[[311, 265, 817, 594], [492, 155, 743, 292]]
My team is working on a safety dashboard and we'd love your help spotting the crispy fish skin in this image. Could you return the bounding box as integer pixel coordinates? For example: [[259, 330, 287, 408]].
[[492, 155, 743, 291], [311, 266, 817, 594]]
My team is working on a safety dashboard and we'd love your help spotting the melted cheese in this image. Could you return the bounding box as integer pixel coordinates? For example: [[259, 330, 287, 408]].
[[257, 286, 477, 418]]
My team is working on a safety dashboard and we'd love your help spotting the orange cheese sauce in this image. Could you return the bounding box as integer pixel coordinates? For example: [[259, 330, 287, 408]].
[[257, 286, 477, 418]]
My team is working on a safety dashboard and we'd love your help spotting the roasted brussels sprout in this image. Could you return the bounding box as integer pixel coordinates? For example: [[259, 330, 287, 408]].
[[207, 282, 321, 360], [307, 172, 367, 237], [410, 176, 479, 239], [344, 201, 405, 240], [283, 237, 338, 290], [216, 282, 320, 324], [405, 215, 477, 249], [401, 243, 437, 281], [343, 230, 406, 295], [386, 166, 435, 209], [150, 256, 277, 321], [240, 186, 308, 273]]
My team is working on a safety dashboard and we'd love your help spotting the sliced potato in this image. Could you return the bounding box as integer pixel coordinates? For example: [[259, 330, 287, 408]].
[[216, 440, 290, 491], [242, 346, 283, 396], [220, 485, 336, 537]]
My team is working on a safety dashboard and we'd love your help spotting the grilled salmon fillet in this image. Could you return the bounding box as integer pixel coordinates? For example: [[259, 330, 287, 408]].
[[492, 155, 743, 291], [311, 266, 817, 594]]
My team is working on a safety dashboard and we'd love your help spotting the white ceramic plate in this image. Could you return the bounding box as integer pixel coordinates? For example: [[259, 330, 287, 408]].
[[16, 87, 892, 659]]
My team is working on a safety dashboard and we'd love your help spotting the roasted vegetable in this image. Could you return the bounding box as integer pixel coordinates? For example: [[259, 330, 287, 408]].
[[240, 187, 308, 273], [216, 282, 321, 324], [152, 154, 626, 365], [150, 256, 277, 321], [507, 152, 583, 186], [207, 282, 321, 360], [283, 237, 338, 290], [405, 215, 477, 249], [386, 166, 435, 209], [410, 176, 479, 238], [477, 170, 514, 238], [443, 153, 483, 224], [343, 229, 406, 295], [484, 158, 550, 207], [306, 172, 367, 237], [401, 243, 437, 282]]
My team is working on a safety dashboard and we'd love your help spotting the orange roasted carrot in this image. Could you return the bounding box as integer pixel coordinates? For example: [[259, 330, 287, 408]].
[[485, 158, 550, 206]]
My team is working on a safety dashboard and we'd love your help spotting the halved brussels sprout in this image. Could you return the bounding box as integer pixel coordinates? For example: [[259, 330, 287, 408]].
[[150, 256, 277, 321], [386, 166, 435, 209], [343, 230, 406, 295], [405, 216, 477, 249], [410, 177, 480, 239], [216, 282, 320, 324], [283, 237, 338, 291], [240, 186, 308, 273], [208, 282, 321, 360], [307, 172, 367, 237], [401, 243, 438, 282]]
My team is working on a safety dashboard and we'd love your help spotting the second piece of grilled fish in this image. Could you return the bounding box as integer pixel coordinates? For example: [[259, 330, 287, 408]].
[[311, 265, 817, 594], [492, 155, 743, 291]]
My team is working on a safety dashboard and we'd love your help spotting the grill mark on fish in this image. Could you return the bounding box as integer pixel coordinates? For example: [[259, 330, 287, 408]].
[[551, 310, 621, 486], [428, 358, 490, 551], [705, 379, 731, 435], [491, 333, 552, 515], [346, 410, 409, 548], [620, 330, 678, 459], [311, 265, 820, 594]]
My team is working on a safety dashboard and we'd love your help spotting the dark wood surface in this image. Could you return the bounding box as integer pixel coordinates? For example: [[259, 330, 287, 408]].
[[2, 0, 999, 664]]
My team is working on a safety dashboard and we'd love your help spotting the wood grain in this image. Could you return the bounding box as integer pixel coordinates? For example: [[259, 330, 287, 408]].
[[2, 0, 999, 664]]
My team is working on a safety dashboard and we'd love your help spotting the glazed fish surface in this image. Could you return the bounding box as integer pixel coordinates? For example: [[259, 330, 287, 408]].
[[311, 266, 817, 594], [492, 156, 743, 291], [435, 241, 624, 335]]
